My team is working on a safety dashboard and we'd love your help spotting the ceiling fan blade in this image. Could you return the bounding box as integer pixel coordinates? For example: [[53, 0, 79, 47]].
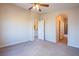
[[39, 8, 41, 12], [40, 4, 49, 7], [28, 7, 33, 10]]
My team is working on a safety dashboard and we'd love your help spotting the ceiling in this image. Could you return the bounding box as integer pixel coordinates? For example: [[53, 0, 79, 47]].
[[13, 3, 79, 13]]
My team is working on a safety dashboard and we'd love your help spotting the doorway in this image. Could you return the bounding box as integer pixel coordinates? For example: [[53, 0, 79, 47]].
[[38, 19, 45, 40], [34, 18, 38, 40], [34, 16, 45, 40], [56, 14, 68, 45]]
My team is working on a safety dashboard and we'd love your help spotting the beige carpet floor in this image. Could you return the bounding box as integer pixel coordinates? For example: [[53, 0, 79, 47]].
[[0, 39, 79, 56]]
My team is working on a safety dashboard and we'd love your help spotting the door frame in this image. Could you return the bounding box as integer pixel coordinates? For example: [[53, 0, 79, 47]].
[[56, 14, 68, 45]]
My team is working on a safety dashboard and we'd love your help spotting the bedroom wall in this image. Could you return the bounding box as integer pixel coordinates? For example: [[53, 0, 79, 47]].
[[42, 7, 79, 48], [0, 4, 38, 48]]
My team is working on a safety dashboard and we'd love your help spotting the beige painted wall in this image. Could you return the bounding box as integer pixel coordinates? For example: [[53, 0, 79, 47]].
[[0, 4, 39, 48]]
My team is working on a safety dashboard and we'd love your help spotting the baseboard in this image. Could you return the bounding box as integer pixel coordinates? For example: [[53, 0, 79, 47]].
[[0, 39, 33, 48], [68, 43, 79, 48], [45, 39, 56, 43]]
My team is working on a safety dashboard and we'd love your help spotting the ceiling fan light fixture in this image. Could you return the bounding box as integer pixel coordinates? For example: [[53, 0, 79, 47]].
[[36, 4, 40, 11], [33, 4, 36, 9], [29, 3, 49, 12], [33, 6, 36, 9]]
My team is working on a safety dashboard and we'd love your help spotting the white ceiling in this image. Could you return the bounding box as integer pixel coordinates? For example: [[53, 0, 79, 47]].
[[13, 3, 79, 13]]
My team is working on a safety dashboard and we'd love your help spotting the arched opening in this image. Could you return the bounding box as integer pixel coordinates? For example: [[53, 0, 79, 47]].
[[56, 14, 68, 45]]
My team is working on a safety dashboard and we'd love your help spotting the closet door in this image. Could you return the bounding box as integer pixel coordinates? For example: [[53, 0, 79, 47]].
[[38, 19, 44, 40]]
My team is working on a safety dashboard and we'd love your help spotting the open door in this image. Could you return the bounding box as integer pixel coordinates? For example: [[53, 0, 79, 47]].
[[56, 15, 68, 45]]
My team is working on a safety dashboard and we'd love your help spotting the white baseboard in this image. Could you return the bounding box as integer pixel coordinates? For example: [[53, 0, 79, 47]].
[[68, 43, 79, 48], [0, 39, 33, 48]]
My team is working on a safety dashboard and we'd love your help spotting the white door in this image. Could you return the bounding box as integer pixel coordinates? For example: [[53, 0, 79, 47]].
[[38, 19, 44, 40]]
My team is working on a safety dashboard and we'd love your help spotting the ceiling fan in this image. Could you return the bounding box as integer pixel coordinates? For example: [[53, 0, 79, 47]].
[[28, 3, 49, 12]]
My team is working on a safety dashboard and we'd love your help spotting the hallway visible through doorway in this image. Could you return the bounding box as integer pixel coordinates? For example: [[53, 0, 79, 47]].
[[56, 14, 68, 45]]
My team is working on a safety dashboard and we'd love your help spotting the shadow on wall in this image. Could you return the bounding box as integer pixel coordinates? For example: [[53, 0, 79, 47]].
[[0, 14, 6, 48], [0, 4, 34, 48], [0, 34, 6, 48]]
